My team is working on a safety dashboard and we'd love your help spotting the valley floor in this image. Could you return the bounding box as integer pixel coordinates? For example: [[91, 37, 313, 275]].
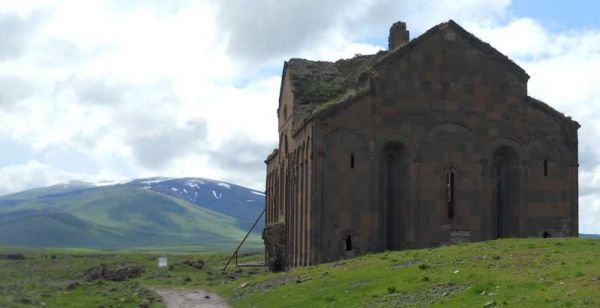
[[1, 238, 599, 307]]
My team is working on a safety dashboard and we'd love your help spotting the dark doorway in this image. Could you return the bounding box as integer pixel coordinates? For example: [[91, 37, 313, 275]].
[[382, 142, 409, 250], [493, 146, 520, 238], [345, 235, 352, 251]]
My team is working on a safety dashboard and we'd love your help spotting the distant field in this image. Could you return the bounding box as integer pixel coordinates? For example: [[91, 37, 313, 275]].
[[580, 233, 600, 239], [1, 238, 598, 307], [0, 245, 263, 307], [0, 242, 264, 255]]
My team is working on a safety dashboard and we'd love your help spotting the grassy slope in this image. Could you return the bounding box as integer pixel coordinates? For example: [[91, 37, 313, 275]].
[[225, 238, 600, 307], [0, 187, 261, 250], [1, 238, 598, 307], [0, 213, 135, 247]]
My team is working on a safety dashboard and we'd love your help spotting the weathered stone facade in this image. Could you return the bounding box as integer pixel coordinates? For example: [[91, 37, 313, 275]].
[[263, 20, 579, 269]]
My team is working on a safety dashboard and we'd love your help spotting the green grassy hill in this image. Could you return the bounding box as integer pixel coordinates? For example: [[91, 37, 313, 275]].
[[224, 238, 600, 307], [0, 186, 261, 250], [0, 238, 598, 307]]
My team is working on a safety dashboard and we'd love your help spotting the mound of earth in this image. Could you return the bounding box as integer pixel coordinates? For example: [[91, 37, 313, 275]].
[[85, 264, 145, 281], [0, 252, 25, 260]]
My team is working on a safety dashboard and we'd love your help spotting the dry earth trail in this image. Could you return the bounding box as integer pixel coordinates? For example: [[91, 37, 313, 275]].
[[154, 289, 230, 308]]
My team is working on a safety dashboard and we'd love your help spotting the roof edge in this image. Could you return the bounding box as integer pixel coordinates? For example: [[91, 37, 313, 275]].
[[446, 20, 530, 81], [527, 96, 580, 128], [374, 20, 530, 82], [276, 62, 289, 113], [265, 149, 279, 164]]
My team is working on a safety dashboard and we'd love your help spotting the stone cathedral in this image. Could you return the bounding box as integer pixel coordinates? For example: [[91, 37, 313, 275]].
[[262, 20, 579, 271]]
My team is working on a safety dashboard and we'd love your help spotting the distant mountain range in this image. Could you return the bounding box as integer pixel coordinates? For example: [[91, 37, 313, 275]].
[[0, 177, 265, 250]]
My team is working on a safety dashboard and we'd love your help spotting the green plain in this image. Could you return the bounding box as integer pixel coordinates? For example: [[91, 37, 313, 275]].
[[1, 237, 599, 307]]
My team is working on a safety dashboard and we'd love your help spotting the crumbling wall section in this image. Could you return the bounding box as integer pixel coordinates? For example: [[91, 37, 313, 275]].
[[262, 222, 286, 272]]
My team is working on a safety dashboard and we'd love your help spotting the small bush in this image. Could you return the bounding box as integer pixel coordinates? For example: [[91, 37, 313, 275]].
[[324, 296, 336, 303], [471, 282, 494, 295], [422, 276, 430, 282], [418, 263, 430, 270], [0, 253, 25, 260], [387, 286, 398, 294]]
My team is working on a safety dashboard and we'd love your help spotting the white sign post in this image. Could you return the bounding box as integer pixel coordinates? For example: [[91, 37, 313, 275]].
[[158, 257, 168, 268]]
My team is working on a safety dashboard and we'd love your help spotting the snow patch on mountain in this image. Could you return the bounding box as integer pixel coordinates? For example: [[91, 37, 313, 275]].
[[185, 179, 205, 188], [76, 178, 132, 187], [212, 190, 222, 199], [139, 178, 171, 185], [251, 191, 265, 196], [217, 183, 231, 189]]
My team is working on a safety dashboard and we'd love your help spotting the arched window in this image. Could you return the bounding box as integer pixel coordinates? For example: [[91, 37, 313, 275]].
[[350, 152, 355, 169], [544, 160, 548, 177], [446, 168, 456, 219]]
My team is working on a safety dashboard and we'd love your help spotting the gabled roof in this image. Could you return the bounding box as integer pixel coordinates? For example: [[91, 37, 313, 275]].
[[283, 20, 575, 131], [373, 20, 529, 81]]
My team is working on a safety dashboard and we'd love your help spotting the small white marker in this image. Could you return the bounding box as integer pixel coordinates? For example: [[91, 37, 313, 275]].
[[158, 257, 168, 268]]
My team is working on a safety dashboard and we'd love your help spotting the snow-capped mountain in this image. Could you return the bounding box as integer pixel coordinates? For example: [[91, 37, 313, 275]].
[[0, 177, 265, 249], [126, 177, 265, 230]]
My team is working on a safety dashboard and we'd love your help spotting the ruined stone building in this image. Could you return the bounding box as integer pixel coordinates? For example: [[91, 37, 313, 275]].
[[263, 20, 579, 270]]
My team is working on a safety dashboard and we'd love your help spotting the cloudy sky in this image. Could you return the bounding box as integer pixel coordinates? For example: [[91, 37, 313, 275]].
[[0, 0, 599, 232]]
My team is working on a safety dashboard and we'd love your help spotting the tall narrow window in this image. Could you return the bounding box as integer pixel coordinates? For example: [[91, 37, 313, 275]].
[[345, 235, 352, 251], [350, 152, 355, 169], [544, 160, 548, 177], [446, 168, 456, 218]]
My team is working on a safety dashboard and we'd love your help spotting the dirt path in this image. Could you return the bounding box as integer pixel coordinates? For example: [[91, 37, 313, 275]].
[[154, 289, 231, 308]]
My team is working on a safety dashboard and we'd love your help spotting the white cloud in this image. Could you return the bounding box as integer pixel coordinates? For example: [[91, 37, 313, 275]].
[[0, 1, 599, 233], [470, 18, 549, 58], [0, 161, 83, 195], [580, 194, 600, 234]]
